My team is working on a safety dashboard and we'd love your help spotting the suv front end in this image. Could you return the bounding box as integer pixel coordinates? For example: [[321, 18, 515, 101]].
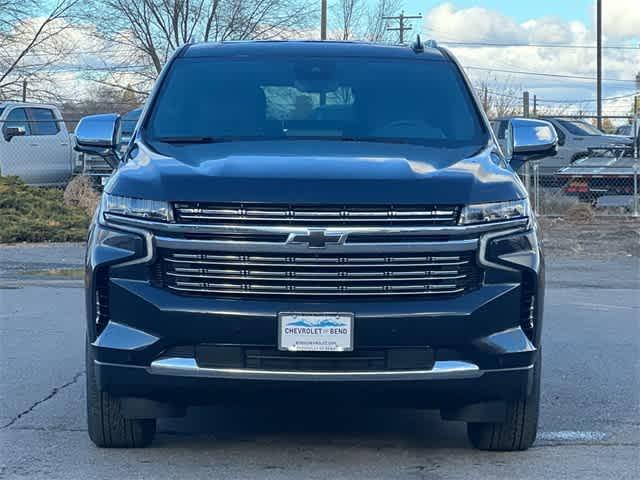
[[79, 41, 554, 451]]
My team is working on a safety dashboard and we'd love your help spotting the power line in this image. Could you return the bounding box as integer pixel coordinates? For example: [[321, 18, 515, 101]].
[[483, 88, 639, 104], [536, 92, 640, 104], [441, 41, 640, 50], [464, 65, 637, 83]]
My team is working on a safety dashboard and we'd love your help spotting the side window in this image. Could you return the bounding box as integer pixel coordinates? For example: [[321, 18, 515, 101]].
[[28, 108, 60, 135], [3, 108, 31, 136]]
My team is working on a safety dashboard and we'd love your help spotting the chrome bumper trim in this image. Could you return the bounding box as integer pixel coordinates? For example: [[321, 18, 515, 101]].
[[104, 213, 529, 238], [92, 321, 159, 350], [155, 236, 478, 253], [146, 358, 489, 381]]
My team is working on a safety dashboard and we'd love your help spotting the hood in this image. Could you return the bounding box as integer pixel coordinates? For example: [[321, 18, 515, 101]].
[[107, 140, 527, 205]]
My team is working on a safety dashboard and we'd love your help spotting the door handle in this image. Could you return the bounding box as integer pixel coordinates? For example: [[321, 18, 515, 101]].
[[30, 143, 40, 147], [60, 142, 69, 146]]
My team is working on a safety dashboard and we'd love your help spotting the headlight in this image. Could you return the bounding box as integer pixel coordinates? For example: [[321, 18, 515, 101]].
[[103, 193, 173, 222], [459, 199, 529, 225]]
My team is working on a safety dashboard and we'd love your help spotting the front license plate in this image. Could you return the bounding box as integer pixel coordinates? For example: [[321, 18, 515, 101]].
[[278, 313, 354, 352]]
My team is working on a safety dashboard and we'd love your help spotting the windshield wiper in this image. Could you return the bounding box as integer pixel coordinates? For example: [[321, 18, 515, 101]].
[[155, 136, 225, 144]]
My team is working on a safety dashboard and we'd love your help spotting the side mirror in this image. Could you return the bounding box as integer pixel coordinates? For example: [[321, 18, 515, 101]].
[[506, 118, 558, 171], [4, 126, 26, 142], [74, 114, 121, 168]]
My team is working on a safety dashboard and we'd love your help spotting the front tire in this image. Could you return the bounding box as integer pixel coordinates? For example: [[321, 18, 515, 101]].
[[85, 338, 156, 448], [467, 357, 541, 451]]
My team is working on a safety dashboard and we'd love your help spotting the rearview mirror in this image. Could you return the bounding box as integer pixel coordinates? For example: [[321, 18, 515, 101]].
[[506, 118, 558, 171], [3, 126, 26, 142], [74, 113, 121, 168]]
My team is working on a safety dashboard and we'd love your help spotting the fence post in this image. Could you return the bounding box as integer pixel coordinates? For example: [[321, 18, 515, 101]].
[[634, 162, 639, 218], [533, 161, 540, 215], [524, 161, 531, 209]]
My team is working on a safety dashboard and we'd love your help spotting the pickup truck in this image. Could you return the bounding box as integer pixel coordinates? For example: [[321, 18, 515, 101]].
[[0, 102, 74, 186], [75, 40, 557, 451]]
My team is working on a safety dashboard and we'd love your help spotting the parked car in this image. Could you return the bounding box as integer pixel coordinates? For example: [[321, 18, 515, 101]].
[[76, 40, 555, 451], [492, 116, 633, 177], [0, 102, 74, 186]]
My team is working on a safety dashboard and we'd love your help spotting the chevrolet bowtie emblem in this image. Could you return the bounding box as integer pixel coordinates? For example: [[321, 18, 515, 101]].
[[288, 230, 344, 248]]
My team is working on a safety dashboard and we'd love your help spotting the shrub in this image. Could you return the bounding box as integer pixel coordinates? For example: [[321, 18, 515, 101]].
[[0, 176, 90, 243]]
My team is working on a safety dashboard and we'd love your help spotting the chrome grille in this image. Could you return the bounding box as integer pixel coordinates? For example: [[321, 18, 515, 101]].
[[159, 250, 481, 297], [173, 203, 460, 226]]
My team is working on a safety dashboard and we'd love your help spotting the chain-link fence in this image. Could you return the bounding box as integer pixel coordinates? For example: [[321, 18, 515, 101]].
[[522, 155, 640, 217], [0, 109, 113, 187]]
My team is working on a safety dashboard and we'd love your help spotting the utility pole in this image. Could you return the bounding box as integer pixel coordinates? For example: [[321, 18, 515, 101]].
[[596, 0, 602, 129], [533, 94, 537, 117], [22, 79, 27, 102], [523, 91, 530, 118], [320, 0, 327, 40], [384, 11, 422, 44]]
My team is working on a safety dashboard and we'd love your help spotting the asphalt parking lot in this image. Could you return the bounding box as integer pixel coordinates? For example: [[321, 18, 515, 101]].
[[1, 243, 638, 479]]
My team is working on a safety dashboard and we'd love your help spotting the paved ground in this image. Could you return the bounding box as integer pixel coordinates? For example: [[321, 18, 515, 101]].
[[0, 243, 638, 479]]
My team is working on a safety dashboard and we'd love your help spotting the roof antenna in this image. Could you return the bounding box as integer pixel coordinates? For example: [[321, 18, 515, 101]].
[[412, 35, 424, 53]]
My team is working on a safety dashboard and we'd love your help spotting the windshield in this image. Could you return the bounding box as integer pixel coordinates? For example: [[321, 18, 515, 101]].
[[147, 57, 488, 147], [0, 107, 4, 117], [558, 120, 603, 136]]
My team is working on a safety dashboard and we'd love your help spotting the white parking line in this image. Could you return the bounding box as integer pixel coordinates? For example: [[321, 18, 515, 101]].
[[538, 431, 608, 442], [561, 302, 637, 311]]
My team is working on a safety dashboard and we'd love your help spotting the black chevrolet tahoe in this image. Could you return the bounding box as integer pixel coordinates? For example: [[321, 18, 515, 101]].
[[75, 40, 558, 451]]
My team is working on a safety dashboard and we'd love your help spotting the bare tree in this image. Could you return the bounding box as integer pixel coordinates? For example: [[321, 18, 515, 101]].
[[366, 0, 402, 42], [0, 0, 80, 100], [474, 76, 523, 119], [87, 0, 313, 86], [332, 0, 363, 40], [330, 0, 402, 42]]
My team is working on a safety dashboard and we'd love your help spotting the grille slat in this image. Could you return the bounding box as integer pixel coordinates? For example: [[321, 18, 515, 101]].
[[160, 250, 480, 298], [165, 272, 467, 282], [174, 203, 460, 227], [165, 256, 469, 268]]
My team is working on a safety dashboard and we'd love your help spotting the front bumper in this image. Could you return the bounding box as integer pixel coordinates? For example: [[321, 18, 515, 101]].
[[85, 217, 543, 408]]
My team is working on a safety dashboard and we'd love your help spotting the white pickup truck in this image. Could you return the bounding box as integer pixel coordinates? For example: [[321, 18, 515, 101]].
[[0, 102, 75, 186]]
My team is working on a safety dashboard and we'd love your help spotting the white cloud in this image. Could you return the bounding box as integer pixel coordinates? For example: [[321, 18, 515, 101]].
[[426, 3, 525, 43], [424, 2, 639, 117], [603, 0, 640, 40]]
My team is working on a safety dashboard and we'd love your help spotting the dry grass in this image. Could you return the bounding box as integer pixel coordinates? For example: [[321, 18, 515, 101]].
[[539, 216, 640, 258], [565, 203, 595, 223], [63, 175, 101, 216]]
